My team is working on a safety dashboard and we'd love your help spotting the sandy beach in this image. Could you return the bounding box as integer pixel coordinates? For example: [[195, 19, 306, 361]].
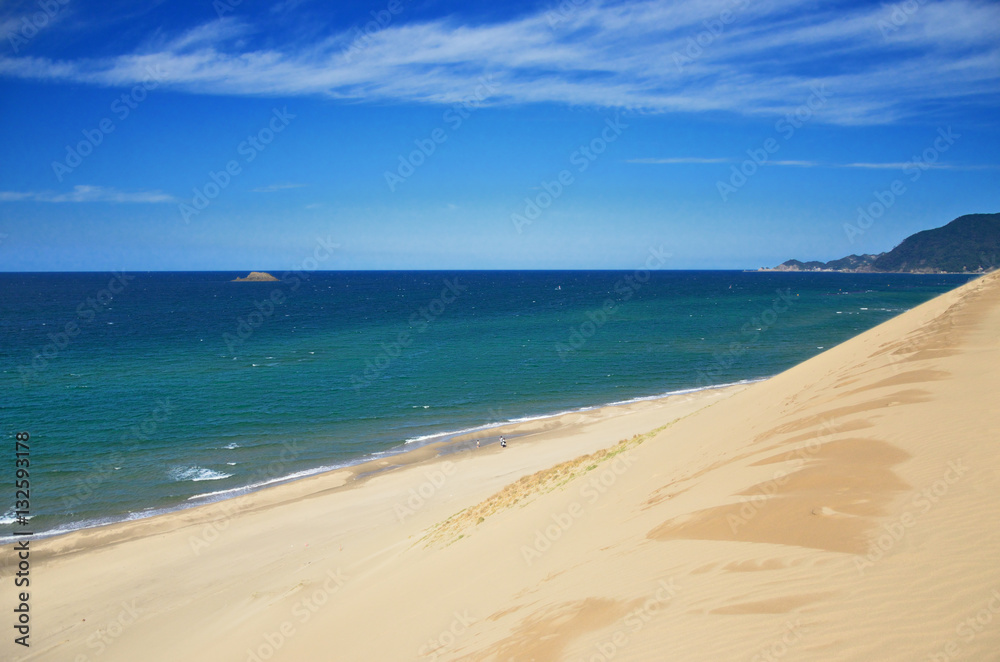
[[12, 270, 1000, 661]]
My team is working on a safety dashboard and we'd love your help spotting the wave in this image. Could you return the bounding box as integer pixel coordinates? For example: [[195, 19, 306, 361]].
[[0, 508, 22, 525], [169, 466, 233, 482], [401, 378, 767, 446], [6, 377, 770, 544], [0, 507, 177, 545], [224, 442, 240, 449], [187, 463, 350, 502]]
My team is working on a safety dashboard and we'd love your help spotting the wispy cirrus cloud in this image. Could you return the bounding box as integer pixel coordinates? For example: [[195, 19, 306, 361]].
[[628, 158, 998, 169], [0, 0, 998, 124], [0, 185, 177, 203], [835, 161, 1000, 170]]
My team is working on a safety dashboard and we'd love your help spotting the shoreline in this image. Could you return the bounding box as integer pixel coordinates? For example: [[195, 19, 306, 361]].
[[3, 271, 975, 546], [19, 378, 762, 548], [19, 270, 1000, 661]]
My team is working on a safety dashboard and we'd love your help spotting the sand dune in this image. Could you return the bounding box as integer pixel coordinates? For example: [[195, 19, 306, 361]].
[[12, 271, 1000, 661]]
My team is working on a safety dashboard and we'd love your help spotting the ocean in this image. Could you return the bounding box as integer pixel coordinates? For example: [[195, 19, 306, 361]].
[[0, 270, 976, 541]]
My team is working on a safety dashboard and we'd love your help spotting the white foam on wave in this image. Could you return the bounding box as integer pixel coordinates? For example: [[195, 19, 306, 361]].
[[224, 442, 240, 449], [169, 466, 233, 482], [0, 506, 179, 544], [0, 508, 20, 525], [187, 463, 349, 501], [603, 378, 766, 407], [400, 378, 768, 447], [6, 377, 773, 544], [404, 431, 453, 444]]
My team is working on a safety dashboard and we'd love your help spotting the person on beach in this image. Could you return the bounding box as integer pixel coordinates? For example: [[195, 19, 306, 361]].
[[500, 436, 506, 448]]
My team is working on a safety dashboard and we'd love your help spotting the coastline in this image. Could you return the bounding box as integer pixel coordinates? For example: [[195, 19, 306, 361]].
[[15, 270, 1000, 661], [2, 270, 974, 547], [5, 378, 765, 546], [23, 380, 757, 552]]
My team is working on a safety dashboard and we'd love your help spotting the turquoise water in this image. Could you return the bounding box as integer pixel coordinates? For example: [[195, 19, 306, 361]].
[[0, 270, 975, 540]]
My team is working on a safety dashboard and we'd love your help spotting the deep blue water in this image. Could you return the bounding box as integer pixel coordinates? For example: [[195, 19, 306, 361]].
[[0, 270, 975, 539]]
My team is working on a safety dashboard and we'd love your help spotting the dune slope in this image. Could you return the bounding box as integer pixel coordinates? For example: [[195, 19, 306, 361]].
[[13, 271, 1000, 662]]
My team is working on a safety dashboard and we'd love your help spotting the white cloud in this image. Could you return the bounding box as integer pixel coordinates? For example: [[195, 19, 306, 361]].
[[837, 162, 994, 170], [629, 159, 997, 169], [0, 0, 997, 124], [0, 185, 177, 203]]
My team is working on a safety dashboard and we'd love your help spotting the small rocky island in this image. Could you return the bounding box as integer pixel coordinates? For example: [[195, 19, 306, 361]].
[[232, 271, 279, 282]]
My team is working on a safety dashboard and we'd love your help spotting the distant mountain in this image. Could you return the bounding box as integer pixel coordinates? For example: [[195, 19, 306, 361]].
[[872, 213, 1000, 273], [825, 254, 880, 271], [774, 259, 828, 271], [770, 254, 879, 272], [767, 213, 1000, 273]]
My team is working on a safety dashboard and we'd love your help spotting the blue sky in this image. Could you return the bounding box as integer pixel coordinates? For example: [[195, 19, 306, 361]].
[[0, 0, 998, 270]]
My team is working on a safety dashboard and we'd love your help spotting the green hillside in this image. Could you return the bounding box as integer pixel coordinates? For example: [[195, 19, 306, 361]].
[[770, 213, 999, 273], [873, 213, 1000, 273]]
